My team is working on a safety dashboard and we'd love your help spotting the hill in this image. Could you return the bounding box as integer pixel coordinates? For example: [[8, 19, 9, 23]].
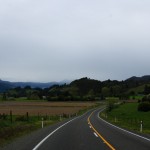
[[47, 76, 150, 101], [0, 79, 69, 93], [126, 75, 150, 82], [1, 75, 150, 101], [0, 80, 14, 92]]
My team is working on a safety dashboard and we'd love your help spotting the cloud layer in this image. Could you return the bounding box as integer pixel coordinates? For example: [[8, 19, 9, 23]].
[[0, 0, 150, 82]]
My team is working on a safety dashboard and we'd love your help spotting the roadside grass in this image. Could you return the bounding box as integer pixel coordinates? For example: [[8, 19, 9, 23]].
[[100, 103, 150, 134], [0, 115, 62, 147]]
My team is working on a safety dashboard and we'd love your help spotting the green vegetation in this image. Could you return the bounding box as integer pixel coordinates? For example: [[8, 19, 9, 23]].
[[138, 102, 150, 112], [46, 78, 150, 101], [100, 103, 150, 134], [138, 94, 150, 112], [0, 113, 74, 146], [1, 78, 102, 101], [1, 76, 150, 102], [126, 84, 150, 95]]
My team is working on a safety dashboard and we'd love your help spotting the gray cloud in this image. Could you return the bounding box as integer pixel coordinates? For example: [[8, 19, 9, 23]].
[[0, 0, 150, 82]]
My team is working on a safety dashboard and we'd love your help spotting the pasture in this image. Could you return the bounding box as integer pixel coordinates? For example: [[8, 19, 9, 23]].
[[100, 102, 150, 134]]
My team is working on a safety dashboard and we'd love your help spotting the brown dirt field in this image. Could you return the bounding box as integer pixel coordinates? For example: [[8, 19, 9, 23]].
[[0, 101, 97, 115]]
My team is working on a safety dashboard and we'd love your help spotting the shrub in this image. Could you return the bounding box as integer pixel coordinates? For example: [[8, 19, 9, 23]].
[[138, 102, 150, 112], [106, 100, 115, 112], [142, 95, 150, 102]]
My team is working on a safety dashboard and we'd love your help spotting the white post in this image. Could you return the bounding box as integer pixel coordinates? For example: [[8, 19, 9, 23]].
[[42, 117, 44, 128], [140, 120, 143, 132]]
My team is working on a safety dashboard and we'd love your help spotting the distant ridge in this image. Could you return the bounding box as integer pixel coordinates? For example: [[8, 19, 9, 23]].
[[0, 80, 14, 92], [126, 75, 150, 82], [0, 80, 69, 92]]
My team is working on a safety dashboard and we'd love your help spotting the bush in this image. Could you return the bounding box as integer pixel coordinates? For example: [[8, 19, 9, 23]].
[[106, 100, 115, 112], [138, 102, 150, 112], [15, 116, 27, 121], [142, 95, 150, 102]]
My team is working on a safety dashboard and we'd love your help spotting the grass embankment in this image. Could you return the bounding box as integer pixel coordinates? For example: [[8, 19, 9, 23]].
[[100, 103, 150, 134]]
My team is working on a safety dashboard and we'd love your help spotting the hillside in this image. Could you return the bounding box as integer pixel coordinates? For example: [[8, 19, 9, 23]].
[[47, 76, 150, 101], [1, 76, 150, 101], [126, 75, 150, 82], [0, 80, 14, 92]]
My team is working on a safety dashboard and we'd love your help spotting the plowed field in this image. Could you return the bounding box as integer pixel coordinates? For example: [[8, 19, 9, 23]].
[[0, 101, 96, 115]]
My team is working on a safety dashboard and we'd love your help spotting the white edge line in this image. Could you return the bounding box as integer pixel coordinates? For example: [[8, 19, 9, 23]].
[[32, 117, 78, 150], [33, 109, 94, 150], [97, 109, 150, 142], [94, 132, 98, 137]]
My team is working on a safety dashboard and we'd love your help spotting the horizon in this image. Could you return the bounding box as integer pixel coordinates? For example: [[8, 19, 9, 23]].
[[1, 74, 150, 83]]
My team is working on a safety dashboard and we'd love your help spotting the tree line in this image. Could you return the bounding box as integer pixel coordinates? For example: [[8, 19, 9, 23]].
[[1, 77, 150, 101]]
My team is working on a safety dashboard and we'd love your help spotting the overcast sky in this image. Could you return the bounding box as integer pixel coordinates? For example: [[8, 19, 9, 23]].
[[0, 0, 150, 82]]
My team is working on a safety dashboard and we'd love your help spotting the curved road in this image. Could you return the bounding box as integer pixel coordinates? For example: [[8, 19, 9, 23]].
[[1, 108, 150, 150]]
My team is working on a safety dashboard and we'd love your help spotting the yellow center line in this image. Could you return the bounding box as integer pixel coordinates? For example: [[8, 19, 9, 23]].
[[87, 111, 116, 150]]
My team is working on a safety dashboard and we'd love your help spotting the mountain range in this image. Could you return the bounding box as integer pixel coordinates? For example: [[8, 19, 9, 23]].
[[0, 79, 70, 93], [0, 75, 150, 93]]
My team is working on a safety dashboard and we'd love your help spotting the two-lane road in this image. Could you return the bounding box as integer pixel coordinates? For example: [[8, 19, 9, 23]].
[[2, 107, 150, 150], [32, 107, 150, 150], [33, 109, 110, 150], [89, 109, 150, 150]]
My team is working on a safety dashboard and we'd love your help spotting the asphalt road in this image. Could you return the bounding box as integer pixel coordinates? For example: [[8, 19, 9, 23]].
[[1, 108, 150, 150]]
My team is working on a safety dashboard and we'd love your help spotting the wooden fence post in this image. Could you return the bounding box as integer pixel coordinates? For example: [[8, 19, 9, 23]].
[[10, 110, 12, 123]]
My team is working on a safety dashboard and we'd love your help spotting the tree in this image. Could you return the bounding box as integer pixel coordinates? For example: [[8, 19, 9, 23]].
[[144, 85, 150, 95], [142, 94, 150, 103], [2, 92, 7, 100], [138, 102, 150, 112], [106, 99, 115, 112], [101, 87, 110, 97]]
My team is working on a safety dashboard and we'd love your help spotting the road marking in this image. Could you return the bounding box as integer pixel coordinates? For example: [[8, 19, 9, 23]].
[[32, 117, 78, 150], [89, 126, 91, 128], [88, 111, 116, 150], [94, 132, 98, 137], [33, 109, 95, 150], [97, 110, 150, 142]]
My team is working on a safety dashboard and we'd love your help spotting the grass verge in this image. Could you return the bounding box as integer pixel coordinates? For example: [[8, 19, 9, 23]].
[[100, 102, 150, 134], [0, 116, 61, 147]]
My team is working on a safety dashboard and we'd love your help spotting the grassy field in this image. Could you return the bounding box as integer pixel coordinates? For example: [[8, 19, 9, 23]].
[[0, 101, 99, 146], [100, 102, 150, 134]]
